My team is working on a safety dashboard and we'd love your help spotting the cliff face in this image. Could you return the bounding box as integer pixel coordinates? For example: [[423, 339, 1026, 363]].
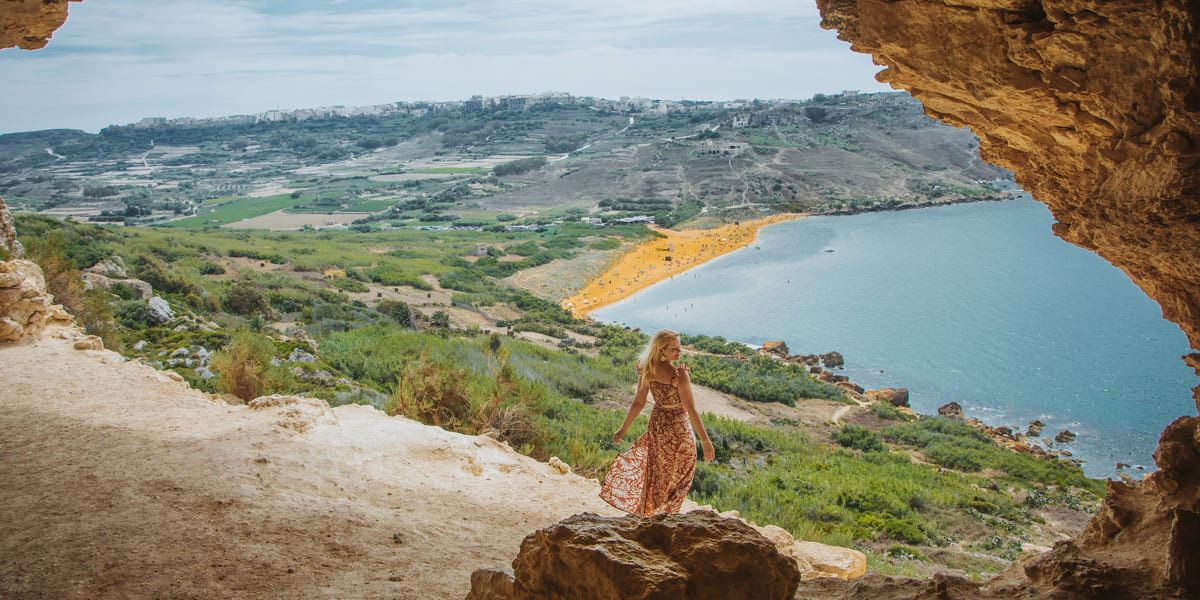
[[817, 0, 1200, 408], [813, 1, 1200, 598], [0, 0, 80, 50]]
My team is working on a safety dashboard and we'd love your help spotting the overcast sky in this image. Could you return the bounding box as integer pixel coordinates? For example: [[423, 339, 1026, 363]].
[[0, 0, 892, 134]]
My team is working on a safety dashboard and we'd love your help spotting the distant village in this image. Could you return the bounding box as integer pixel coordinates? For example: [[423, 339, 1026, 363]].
[[122, 91, 869, 130]]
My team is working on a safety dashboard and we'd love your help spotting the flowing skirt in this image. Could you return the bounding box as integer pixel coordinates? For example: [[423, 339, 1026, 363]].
[[599, 404, 696, 516]]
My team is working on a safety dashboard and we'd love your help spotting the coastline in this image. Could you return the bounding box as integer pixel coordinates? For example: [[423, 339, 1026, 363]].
[[561, 213, 804, 318]]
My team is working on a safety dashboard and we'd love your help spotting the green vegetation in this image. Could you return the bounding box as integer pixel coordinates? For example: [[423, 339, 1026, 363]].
[[165, 194, 300, 228], [492, 156, 547, 177], [881, 418, 1103, 490], [684, 353, 846, 405], [680, 333, 750, 356]]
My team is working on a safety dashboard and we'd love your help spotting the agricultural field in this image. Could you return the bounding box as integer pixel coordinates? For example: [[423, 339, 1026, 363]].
[[0, 92, 1014, 232]]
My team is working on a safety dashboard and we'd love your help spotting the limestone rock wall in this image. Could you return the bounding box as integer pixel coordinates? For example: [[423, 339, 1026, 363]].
[[817, 0, 1200, 406], [0, 0, 81, 50], [0, 259, 72, 343]]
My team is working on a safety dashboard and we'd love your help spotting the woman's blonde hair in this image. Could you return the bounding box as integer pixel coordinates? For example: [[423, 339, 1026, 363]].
[[637, 329, 679, 386]]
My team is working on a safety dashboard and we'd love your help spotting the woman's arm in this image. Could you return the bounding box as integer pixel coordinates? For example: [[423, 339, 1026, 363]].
[[676, 366, 715, 462], [613, 377, 649, 442]]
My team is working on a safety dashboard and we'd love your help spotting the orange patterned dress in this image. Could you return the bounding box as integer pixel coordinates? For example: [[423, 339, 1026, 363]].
[[599, 380, 697, 516]]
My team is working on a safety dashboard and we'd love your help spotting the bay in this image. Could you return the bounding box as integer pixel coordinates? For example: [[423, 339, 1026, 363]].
[[592, 198, 1196, 479]]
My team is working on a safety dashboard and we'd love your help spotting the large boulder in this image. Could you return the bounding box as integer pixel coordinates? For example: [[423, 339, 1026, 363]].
[[82, 258, 128, 279], [937, 402, 965, 420], [866, 388, 910, 407], [468, 510, 801, 600], [761, 341, 789, 357], [749, 522, 866, 580], [145, 296, 174, 324], [820, 351, 844, 368], [81, 271, 154, 300]]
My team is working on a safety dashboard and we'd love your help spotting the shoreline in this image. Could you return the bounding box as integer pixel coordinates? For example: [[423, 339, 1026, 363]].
[[561, 196, 1019, 319], [561, 213, 804, 318]]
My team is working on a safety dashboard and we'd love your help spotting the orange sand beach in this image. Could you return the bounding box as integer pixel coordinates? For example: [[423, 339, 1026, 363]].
[[562, 214, 805, 318]]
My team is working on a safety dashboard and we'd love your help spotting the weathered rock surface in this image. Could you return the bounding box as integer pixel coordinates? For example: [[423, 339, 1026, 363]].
[[81, 272, 154, 300], [866, 388, 909, 407], [0, 0, 81, 50], [937, 401, 965, 420], [146, 296, 174, 324], [0, 260, 72, 343], [816, 0, 1200, 410], [820, 351, 845, 368], [468, 510, 802, 600], [761, 340, 789, 357], [836, 381, 864, 394], [82, 258, 127, 278], [0, 198, 24, 259], [1027, 420, 1046, 437], [246, 395, 338, 432]]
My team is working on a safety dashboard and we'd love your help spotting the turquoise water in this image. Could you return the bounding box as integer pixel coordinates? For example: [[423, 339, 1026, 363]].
[[593, 198, 1197, 479]]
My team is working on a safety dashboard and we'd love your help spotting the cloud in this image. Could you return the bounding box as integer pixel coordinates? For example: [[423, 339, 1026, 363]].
[[0, 0, 889, 133]]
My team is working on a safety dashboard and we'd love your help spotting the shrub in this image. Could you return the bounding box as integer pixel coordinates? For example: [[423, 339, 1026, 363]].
[[430, 310, 451, 328], [832, 424, 886, 452], [493, 156, 546, 177], [22, 235, 84, 314], [870, 402, 909, 421], [330, 277, 369, 293], [133, 256, 201, 297], [377, 299, 414, 327], [224, 279, 269, 316], [197, 260, 226, 275], [210, 330, 294, 401], [589, 238, 621, 251]]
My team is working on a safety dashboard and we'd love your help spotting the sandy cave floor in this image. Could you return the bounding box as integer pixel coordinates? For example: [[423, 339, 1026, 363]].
[[0, 327, 632, 599], [0, 325, 850, 599]]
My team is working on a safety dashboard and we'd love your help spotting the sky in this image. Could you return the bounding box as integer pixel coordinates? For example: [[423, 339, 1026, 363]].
[[0, 0, 893, 135]]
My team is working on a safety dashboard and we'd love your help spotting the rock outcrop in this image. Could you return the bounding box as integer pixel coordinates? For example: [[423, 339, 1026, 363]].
[[246, 394, 338, 432], [80, 271, 154, 300], [937, 401, 965, 420], [866, 388, 909, 407], [0, 260, 72, 343], [810, 3, 1200, 597], [0, 199, 23, 259], [0, 0, 81, 50], [80, 258, 156, 300], [820, 351, 844, 368], [467, 510, 802, 600], [816, 0, 1200, 409]]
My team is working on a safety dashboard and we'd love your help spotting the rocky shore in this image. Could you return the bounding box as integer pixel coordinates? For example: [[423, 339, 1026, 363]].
[[812, 193, 1012, 216], [749, 338, 1088, 469]]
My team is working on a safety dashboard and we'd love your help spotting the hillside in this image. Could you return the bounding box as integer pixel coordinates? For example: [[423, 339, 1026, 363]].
[[0, 92, 1012, 229]]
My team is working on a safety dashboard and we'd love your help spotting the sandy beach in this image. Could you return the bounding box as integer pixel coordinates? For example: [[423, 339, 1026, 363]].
[[562, 213, 804, 318]]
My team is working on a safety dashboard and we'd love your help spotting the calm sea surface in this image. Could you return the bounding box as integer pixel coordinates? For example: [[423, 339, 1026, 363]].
[[593, 198, 1196, 479]]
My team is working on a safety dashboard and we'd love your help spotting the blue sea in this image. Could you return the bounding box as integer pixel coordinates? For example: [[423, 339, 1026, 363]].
[[593, 198, 1196, 480]]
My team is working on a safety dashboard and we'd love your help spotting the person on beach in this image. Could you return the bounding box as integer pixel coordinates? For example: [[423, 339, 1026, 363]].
[[599, 329, 715, 516]]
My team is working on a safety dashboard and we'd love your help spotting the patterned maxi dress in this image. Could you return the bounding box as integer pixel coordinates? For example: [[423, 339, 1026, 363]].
[[599, 380, 697, 516]]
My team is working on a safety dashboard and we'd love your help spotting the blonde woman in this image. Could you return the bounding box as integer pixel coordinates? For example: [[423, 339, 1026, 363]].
[[599, 329, 715, 516]]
